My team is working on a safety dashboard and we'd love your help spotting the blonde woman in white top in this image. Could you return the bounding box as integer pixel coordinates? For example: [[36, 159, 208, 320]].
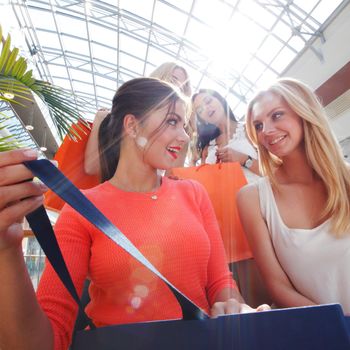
[[237, 78, 350, 314]]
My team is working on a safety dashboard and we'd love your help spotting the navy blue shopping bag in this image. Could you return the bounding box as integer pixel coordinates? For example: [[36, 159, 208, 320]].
[[25, 159, 350, 350], [72, 304, 350, 350]]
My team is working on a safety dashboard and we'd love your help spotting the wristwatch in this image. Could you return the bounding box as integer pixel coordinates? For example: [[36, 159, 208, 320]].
[[243, 155, 254, 169]]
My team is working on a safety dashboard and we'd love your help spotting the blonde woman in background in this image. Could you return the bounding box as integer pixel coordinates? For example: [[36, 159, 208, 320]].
[[84, 62, 194, 176], [237, 77, 350, 314], [149, 61, 192, 98]]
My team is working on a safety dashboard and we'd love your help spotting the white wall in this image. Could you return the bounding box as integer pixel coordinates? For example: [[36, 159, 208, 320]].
[[283, 1, 350, 150], [283, 1, 350, 90]]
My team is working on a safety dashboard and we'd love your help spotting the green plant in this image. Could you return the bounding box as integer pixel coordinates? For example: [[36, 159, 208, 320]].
[[0, 124, 21, 151], [0, 23, 89, 148]]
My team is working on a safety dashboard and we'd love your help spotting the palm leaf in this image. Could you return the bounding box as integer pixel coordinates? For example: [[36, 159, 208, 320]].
[[0, 23, 90, 146], [13, 57, 27, 79], [0, 34, 11, 72], [4, 47, 19, 75], [0, 134, 21, 151], [34, 81, 90, 139], [0, 77, 34, 105], [0, 123, 22, 151]]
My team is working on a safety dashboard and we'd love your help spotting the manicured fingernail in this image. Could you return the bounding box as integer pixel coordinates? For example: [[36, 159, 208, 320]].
[[33, 178, 48, 191], [23, 149, 38, 158], [39, 183, 49, 191]]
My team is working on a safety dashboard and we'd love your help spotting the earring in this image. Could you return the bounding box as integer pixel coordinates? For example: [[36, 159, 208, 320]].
[[136, 136, 148, 148]]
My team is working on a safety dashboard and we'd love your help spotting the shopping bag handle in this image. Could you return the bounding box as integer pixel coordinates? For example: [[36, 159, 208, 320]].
[[24, 159, 208, 323], [26, 205, 96, 329]]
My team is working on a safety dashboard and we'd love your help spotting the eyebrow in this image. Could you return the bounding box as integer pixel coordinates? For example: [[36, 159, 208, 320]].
[[253, 105, 284, 121], [167, 112, 183, 121], [268, 106, 284, 115]]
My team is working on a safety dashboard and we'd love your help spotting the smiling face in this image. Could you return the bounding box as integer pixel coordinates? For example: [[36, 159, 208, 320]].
[[192, 92, 226, 126], [136, 100, 189, 170], [251, 92, 304, 158]]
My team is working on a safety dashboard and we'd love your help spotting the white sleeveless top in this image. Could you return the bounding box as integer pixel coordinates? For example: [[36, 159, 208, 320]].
[[206, 123, 260, 183], [257, 177, 350, 314]]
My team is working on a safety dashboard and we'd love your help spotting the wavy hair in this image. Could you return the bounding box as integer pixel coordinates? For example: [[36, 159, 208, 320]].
[[149, 62, 192, 97], [245, 77, 350, 236]]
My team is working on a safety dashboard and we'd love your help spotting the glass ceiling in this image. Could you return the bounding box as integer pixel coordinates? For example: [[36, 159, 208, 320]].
[[0, 0, 346, 124]]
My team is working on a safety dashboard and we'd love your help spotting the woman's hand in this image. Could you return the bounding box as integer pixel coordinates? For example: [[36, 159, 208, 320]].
[[0, 149, 47, 251], [210, 299, 270, 317], [84, 109, 110, 176], [215, 147, 246, 164], [211, 286, 271, 317]]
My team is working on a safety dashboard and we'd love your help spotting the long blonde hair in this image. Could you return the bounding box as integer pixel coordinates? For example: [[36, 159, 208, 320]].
[[246, 78, 350, 236], [149, 62, 192, 97]]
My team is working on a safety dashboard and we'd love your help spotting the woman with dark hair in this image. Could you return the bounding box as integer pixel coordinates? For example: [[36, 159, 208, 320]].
[[0, 78, 269, 350], [84, 62, 194, 176], [191, 90, 269, 307], [193, 89, 260, 182]]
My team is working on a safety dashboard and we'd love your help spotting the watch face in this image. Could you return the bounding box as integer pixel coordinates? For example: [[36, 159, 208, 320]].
[[245, 157, 253, 169]]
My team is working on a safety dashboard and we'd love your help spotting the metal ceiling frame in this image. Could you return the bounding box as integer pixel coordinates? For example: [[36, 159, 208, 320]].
[[5, 0, 349, 149]]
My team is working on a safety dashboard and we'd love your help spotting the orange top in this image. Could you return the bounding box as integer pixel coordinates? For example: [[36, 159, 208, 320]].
[[37, 178, 236, 350], [172, 163, 253, 263], [44, 121, 99, 211]]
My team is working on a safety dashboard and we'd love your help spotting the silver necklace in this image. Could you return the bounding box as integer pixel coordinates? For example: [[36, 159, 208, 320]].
[[112, 177, 161, 200]]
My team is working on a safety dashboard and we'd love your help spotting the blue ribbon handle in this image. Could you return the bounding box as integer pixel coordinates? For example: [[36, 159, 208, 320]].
[[24, 159, 208, 321]]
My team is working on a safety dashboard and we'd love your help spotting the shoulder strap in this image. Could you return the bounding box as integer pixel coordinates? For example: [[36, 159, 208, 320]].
[[24, 159, 208, 322], [256, 177, 269, 217], [26, 205, 96, 329]]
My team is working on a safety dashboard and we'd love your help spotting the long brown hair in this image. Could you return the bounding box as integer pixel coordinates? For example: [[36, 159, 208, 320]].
[[98, 77, 186, 182]]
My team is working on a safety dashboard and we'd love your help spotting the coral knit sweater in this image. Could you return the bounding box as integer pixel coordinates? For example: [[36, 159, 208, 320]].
[[36, 177, 236, 350]]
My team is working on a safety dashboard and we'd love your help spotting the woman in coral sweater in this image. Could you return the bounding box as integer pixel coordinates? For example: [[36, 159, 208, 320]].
[[84, 61, 194, 177], [0, 78, 268, 350]]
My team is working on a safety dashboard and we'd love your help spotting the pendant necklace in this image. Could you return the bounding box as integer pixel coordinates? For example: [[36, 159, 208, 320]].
[[112, 177, 161, 200]]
